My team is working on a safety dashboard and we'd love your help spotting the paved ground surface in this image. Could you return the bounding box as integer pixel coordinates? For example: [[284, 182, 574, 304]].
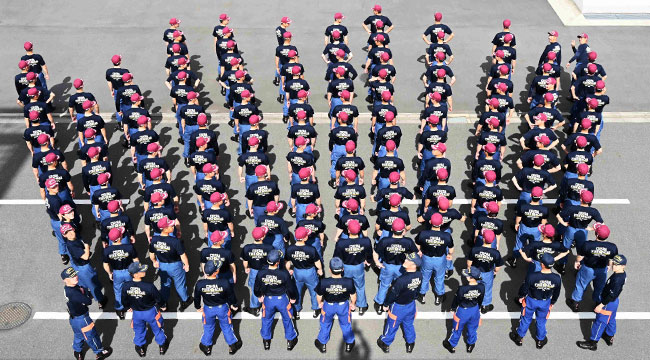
[[1, 0, 649, 359]]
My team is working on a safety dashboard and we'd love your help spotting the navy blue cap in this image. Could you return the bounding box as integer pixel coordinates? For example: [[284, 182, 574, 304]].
[[540, 253, 555, 267], [204, 259, 223, 275], [267, 249, 281, 264], [61, 267, 78, 279], [612, 254, 627, 265], [128, 262, 149, 275], [462, 266, 482, 280], [405, 252, 422, 267], [330, 257, 344, 271]]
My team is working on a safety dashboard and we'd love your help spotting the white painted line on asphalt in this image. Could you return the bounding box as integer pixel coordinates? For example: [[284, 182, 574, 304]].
[[0, 199, 131, 205], [401, 199, 630, 205], [32, 311, 650, 320]]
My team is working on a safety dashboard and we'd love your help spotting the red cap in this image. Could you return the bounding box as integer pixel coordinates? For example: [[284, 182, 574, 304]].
[[210, 230, 227, 244], [437, 31, 445, 39], [186, 91, 198, 100], [375, 34, 385, 43], [389, 194, 402, 207], [388, 171, 400, 183], [347, 219, 361, 235], [97, 172, 111, 185], [594, 223, 610, 239], [281, 16, 292, 24], [107, 200, 121, 213], [484, 170, 497, 182], [235, 70, 246, 79], [495, 50, 505, 59], [576, 136, 588, 148], [59, 204, 73, 215], [535, 135, 551, 146], [538, 224, 556, 238], [29, 111, 39, 121], [176, 71, 188, 81], [60, 223, 75, 235], [381, 91, 392, 102], [430, 92, 442, 102], [86, 147, 99, 158], [169, 18, 180, 25], [291, 66, 301, 75], [122, 73, 133, 82], [131, 93, 144, 103], [484, 143, 497, 154], [436, 168, 449, 180], [497, 82, 508, 92], [333, 32, 341, 41], [376, 20, 384, 28], [587, 63, 597, 74], [588, 51, 598, 61], [372, 4, 382, 12], [340, 89, 351, 100], [335, 66, 346, 76], [547, 51, 557, 60], [295, 136, 308, 147], [380, 52, 391, 62], [485, 201, 499, 214], [202, 163, 218, 174], [427, 115, 440, 124], [438, 196, 450, 210], [335, 49, 346, 59], [135, 115, 148, 126], [172, 30, 183, 38], [577, 163, 589, 176], [432, 142, 447, 153], [219, 13, 230, 21], [305, 204, 322, 215], [534, 113, 548, 123], [252, 226, 268, 240], [18, 60, 28, 69], [531, 186, 544, 198], [482, 229, 495, 244], [45, 152, 59, 164], [247, 136, 260, 147], [342, 198, 359, 211], [385, 139, 396, 151], [37, 133, 50, 145], [145, 142, 161, 154], [504, 33, 514, 43], [295, 227, 312, 240], [335, 112, 349, 123], [345, 140, 356, 153], [542, 92, 554, 103], [266, 201, 284, 213], [580, 189, 594, 203], [111, 55, 122, 65], [578, 33, 588, 39], [488, 98, 500, 108], [222, 27, 232, 35], [254, 165, 267, 177], [194, 137, 208, 148], [197, 113, 208, 125], [391, 218, 406, 232], [580, 118, 592, 130], [547, 77, 557, 86], [297, 89, 309, 99], [45, 178, 58, 189], [226, 40, 236, 49], [430, 213, 443, 226], [172, 44, 181, 53], [83, 128, 96, 139], [229, 58, 240, 67], [385, 111, 395, 122], [434, 12, 443, 21], [150, 191, 168, 204], [548, 30, 559, 37], [533, 154, 545, 166], [81, 100, 95, 110], [298, 167, 312, 180], [150, 168, 163, 179], [26, 72, 37, 81], [542, 63, 552, 72], [435, 52, 446, 61], [240, 90, 251, 98], [24, 41, 33, 51], [378, 68, 388, 79], [296, 110, 307, 120], [283, 31, 292, 39], [343, 169, 357, 181], [27, 87, 39, 98], [73, 78, 84, 89], [108, 227, 125, 242], [503, 19, 511, 28], [588, 98, 599, 109], [334, 12, 345, 19], [596, 80, 605, 90], [209, 192, 226, 203], [436, 69, 446, 78], [157, 216, 175, 229]]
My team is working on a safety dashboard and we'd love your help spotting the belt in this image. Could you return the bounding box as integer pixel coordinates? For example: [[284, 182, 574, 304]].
[[459, 304, 479, 310], [70, 312, 89, 319], [266, 295, 287, 300], [326, 301, 348, 306], [528, 295, 551, 301], [394, 300, 416, 306]]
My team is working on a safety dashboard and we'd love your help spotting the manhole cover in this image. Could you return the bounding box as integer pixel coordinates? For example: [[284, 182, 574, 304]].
[[0, 302, 31, 330]]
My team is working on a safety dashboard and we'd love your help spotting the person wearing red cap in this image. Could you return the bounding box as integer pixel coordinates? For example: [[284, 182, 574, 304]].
[[170, 71, 196, 138], [288, 113, 317, 151], [363, 5, 393, 35], [290, 167, 321, 221], [366, 20, 391, 50], [100, 199, 137, 245], [512, 154, 556, 204], [520, 224, 569, 274], [218, 39, 243, 79], [278, 48, 302, 105], [557, 163, 594, 209], [418, 142, 450, 196], [520, 113, 560, 150], [179, 91, 204, 159], [246, 170, 280, 221], [241, 227, 274, 315], [418, 114, 447, 156], [372, 218, 418, 314], [555, 190, 604, 273], [370, 90, 397, 140], [67, 78, 98, 122], [143, 170, 180, 213], [76, 103, 107, 147], [285, 227, 324, 318], [17, 71, 52, 107], [15, 59, 42, 95], [164, 17, 185, 44], [91, 173, 123, 223], [335, 170, 367, 219], [333, 139, 365, 189], [114, 73, 142, 126], [274, 28, 297, 86], [229, 73, 255, 138], [137, 142, 170, 190], [375, 194, 411, 238], [21, 41, 50, 89], [327, 67, 355, 118], [200, 230, 237, 283], [188, 137, 218, 182], [213, 13, 233, 52], [473, 144, 503, 186], [422, 12, 454, 45], [539, 30, 561, 66], [144, 191, 180, 241], [369, 69, 395, 107], [415, 212, 454, 305], [417, 165, 453, 214], [423, 52, 456, 87], [325, 49, 358, 84], [297, 204, 326, 256], [491, 19, 516, 54], [167, 56, 200, 89], [23, 116, 54, 155], [79, 145, 111, 196], [373, 139, 405, 191], [425, 70, 454, 111], [106, 54, 130, 101], [165, 43, 192, 77], [574, 99, 603, 141], [287, 134, 316, 186], [567, 32, 591, 70], [568, 224, 618, 312], [325, 12, 349, 45], [329, 118, 357, 178], [476, 116, 506, 160], [372, 111, 400, 155], [43, 177, 74, 263], [513, 186, 549, 259], [238, 136, 270, 190], [573, 51, 607, 85], [335, 198, 370, 241], [283, 66, 310, 121], [121, 92, 149, 144], [571, 80, 608, 124], [149, 216, 192, 311], [562, 136, 594, 190], [364, 32, 392, 77], [467, 228, 503, 314], [21, 84, 54, 129], [286, 90, 315, 128], [425, 31, 455, 68], [493, 33, 516, 70], [166, 30, 189, 58], [256, 201, 290, 253], [129, 116, 160, 166], [102, 226, 139, 319], [276, 16, 293, 45], [517, 137, 561, 174]]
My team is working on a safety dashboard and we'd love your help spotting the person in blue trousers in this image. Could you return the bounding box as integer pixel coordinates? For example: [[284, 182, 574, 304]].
[[44, 180, 72, 264], [510, 254, 562, 349], [443, 267, 485, 354], [254, 249, 299, 351], [376, 252, 423, 354], [62, 267, 113, 360], [467, 230, 503, 314], [122, 262, 170, 357], [285, 227, 323, 318], [314, 257, 357, 353], [194, 259, 243, 356], [415, 213, 454, 306], [63, 225, 107, 308], [333, 219, 373, 315], [577, 254, 627, 351], [242, 227, 274, 316], [102, 227, 138, 320]]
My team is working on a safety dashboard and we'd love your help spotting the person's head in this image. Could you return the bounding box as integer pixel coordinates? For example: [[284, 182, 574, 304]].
[[391, 218, 405, 235], [281, 16, 292, 27], [342, 198, 359, 214], [502, 19, 511, 29], [330, 257, 344, 276], [37, 133, 50, 148], [436, 168, 449, 183], [334, 12, 345, 24], [487, 97, 499, 110], [298, 89, 309, 101], [430, 213, 443, 229], [347, 219, 361, 236], [538, 224, 555, 241], [219, 13, 231, 25], [254, 164, 267, 180], [503, 33, 513, 45], [111, 54, 122, 66], [343, 169, 357, 184], [150, 190, 167, 207], [240, 89, 251, 103], [345, 140, 356, 154], [499, 65, 509, 77], [596, 80, 606, 93], [495, 50, 504, 61], [61, 267, 79, 287], [209, 192, 226, 207], [266, 200, 283, 215], [485, 201, 499, 216], [210, 230, 227, 247], [73, 78, 84, 91], [577, 163, 589, 177], [432, 143, 446, 157], [60, 224, 76, 241], [546, 51, 557, 63], [438, 196, 450, 211], [107, 200, 121, 214], [295, 227, 311, 244], [548, 30, 558, 42], [59, 204, 75, 221], [24, 41, 34, 52], [267, 249, 281, 267], [122, 73, 133, 84], [481, 229, 495, 246], [372, 4, 382, 15], [389, 193, 402, 208], [298, 167, 312, 182], [247, 136, 260, 150], [128, 262, 149, 280], [204, 259, 223, 278], [461, 266, 482, 284], [169, 17, 181, 28], [531, 186, 543, 203], [305, 204, 322, 219], [434, 12, 443, 22], [45, 152, 59, 168], [147, 142, 162, 157], [283, 31, 292, 44], [108, 227, 125, 243], [157, 216, 175, 234], [403, 252, 422, 271], [294, 136, 308, 150], [45, 178, 59, 194], [533, 154, 545, 168], [97, 172, 111, 188], [611, 254, 627, 272], [337, 111, 349, 125], [594, 223, 610, 240], [385, 139, 396, 153], [577, 33, 588, 44], [484, 143, 497, 158], [540, 253, 555, 271], [187, 91, 198, 105], [252, 226, 268, 243], [534, 113, 547, 127]]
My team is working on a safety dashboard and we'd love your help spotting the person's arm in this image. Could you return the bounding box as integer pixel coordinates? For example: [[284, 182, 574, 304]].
[[447, 96, 453, 112], [180, 253, 190, 272], [362, 23, 371, 34], [449, 76, 456, 86], [42, 64, 50, 80], [421, 34, 431, 45], [81, 243, 91, 260], [445, 33, 455, 43], [68, 107, 75, 122]]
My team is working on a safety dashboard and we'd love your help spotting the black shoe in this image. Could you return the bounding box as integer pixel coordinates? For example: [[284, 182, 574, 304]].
[[287, 337, 298, 351], [374, 302, 383, 315], [253, 307, 261, 317], [345, 341, 355, 353], [566, 299, 580, 312], [406, 342, 415, 353], [554, 263, 566, 275], [442, 339, 455, 353], [120, 135, 129, 148], [228, 119, 235, 127], [98, 298, 108, 310], [177, 138, 184, 145], [95, 221, 102, 230], [183, 158, 189, 167], [273, 78, 280, 86], [263, 339, 271, 350], [602, 333, 614, 346], [228, 340, 242, 355], [74, 351, 84, 360], [114, 123, 122, 131], [327, 179, 336, 189], [369, 155, 377, 164], [361, 64, 366, 69], [536, 337, 548, 349], [159, 339, 170, 355], [314, 339, 326, 353], [358, 306, 367, 316], [282, 116, 289, 124], [416, 293, 426, 304], [505, 257, 517, 268], [199, 343, 212, 356], [445, 270, 453, 280], [376, 338, 389, 353], [288, 208, 296, 218], [116, 310, 125, 320], [52, 230, 56, 237], [485, 304, 494, 312], [576, 340, 597, 351], [434, 295, 442, 306], [180, 297, 193, 311], [223, 102, 230, 109], [365, 95, 373, 103], [466, 343, 475, 353], [313, 309, 321, 318], [94, 347, 113, 360], [220, 87, 226, 96], [61, 254, 70, 265], [509, 331, 523, 346], [175, 121, 179, 128], [246, 210, 253, 219], [230, 135, 239, 142], [134, 345, 146, 357]]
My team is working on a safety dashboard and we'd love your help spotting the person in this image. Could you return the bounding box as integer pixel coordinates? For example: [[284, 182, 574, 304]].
[[567, 33, 591, 70], [62, 225, 107, 308], [512, 155, 556, 203], [376, 252, 422, 354], [77, 105, 108, 146], [179, 91, 204, 158], [422, 12, 454, 45], [170, 73, 195, 138], [61, 267, 113, 360], [333, 140, 364, 189], [539, 30, 561, 65], [297, 204, 326, 256], [443, 267, 485, 354], [201, 193, 235, 248], [519, 224, 569, 274], [363, 5, 394, 37], [513, 186, 549, 252], [194, 259, 242, 356], [333, 220, 373, 315], [290, 167, 321, 221], [102, 227, 138, 320], [44, 179, 73, 264], [163, 17, 185, 44], [285, 227, 324, 318], [254, 249, 299, 351], [335, 198, 371, 241], [22, 41, 50, 89], [415, 213, 453, 305], [149, 216, 192, 310], [114, 73, 142, 126], [241, 227, 274, 316], [314, 257, 357, 353], [466, 230, 503, 313], [200, 231, 237, 283], [99, 200, 137, 246], [106, 55, 129, 101], [122, 262, 170, 357], [22, 86, 55, 128], [246, 166, 280, 221], [81, 152, 112, 199], [491, 19, 516, 53], [15, 60, 42, 95], [577, 254, 627, 350], [256, 201, 290, 252], [567, 224, 617, 311], [509, 254, 562, 349], [68, 79, 98, 122]]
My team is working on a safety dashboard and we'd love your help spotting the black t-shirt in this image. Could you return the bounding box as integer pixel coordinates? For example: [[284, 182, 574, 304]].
[[363, 15, 392, 33], [423, 23, 453, 42], [202, 208, 233, 232], [39, 168, 71, 189], [149, 235, 185, 263], [188, 150, 218, 171], [286, 151, 315, 173], [256, 215, 290, 237], [373, 104, 398, 124], [285, 244, 320, 269], [144, 206, 177, 234], [194, 278, 237, 308], [76, 115, 105, 134], [290, 183, 320, 204], [103, 244, 137, 270], [468, 246, 504, 272], [334, 184, 366, 203], [329, 126, 358, 147], [323, 43, 351, 63], [375, 237, 418, 265], [66, 238, 89, 266], [180, 104, 204, 126], [130, 130, 159, 155], [516, 203, 549, 227], [238, 151, 270, 175], [374, 156, 405, 178], [23, 124, 54, 147], [200, 247, 235, 276], [492, 31, 516, 47], [21, 54, 46, 73], [333, 236, 373, 265], [138, 158, 170, 180], [384, 271, 423, 305], [246, 181, 280, 207], [68, 92, 96, 114], [335, 156, 365, 174], [241, 243, 274, 270], [106, 67, 129, 90], [122, 107, 150, 130], [416, 230, 453, 257], [324, 24, 349, 43], [514, 168, 555, 192], [316, 277, 356, 303]]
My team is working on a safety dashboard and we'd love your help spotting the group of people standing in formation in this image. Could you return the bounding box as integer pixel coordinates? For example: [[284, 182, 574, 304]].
[[16, 4, 627, 359]]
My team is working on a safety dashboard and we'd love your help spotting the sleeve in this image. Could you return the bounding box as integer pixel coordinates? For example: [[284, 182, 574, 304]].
[[253, 271, 264, 297], [121, 287, 131, 309], [592, 209, 604, 224], [517, 273, 532, 298], [383, 281, 401, 306], [551, 277, 561, 304], [175, 239, 186, 256], [450, 288, 461, 310], [494, 253, 505, 267], [226, 282, 238, 306], [287, 273, 299, 300], [193, 283, 202, 309]]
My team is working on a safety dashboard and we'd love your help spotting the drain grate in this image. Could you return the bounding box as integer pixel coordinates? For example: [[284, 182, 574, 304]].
[[0, 302, 32, 330]]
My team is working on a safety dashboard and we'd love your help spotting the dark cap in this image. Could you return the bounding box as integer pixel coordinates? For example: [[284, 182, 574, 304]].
[[267, 249, 281, 264], [461, 266, 482, 280], [330, 257, 344, 271], [60, 267, 78, 279], [204, 259, 223, 275], [612, 254, 627, 266], [128, 262, 149, 275], [404, 252, 422, 267], [540, 253, 555, 267]]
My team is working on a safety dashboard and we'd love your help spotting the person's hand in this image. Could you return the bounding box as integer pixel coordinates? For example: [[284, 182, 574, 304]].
[[288, 269, 294, 276], [527, 97, 532, 103], [446, 254, 452, 261], [418, 152, 423, 160], [290, 298, 296, 304], [571, 40, 576, 47], [574, 261, 581, 270], [70, 191, 75, 199], [594, 304, 604, 314], [174, 204, 180, 213], [518, 297, 524, 304], [153, 260, 160, 268], [514, 223, 519, 231], [197, 307, 203, 313], [382, 306, 389, 312], [317, 269, 323, 277], [45, 74, 50, 80], [127, 308, 133, 312], [375, 262, 385, 269], [231, 305, 239, 312], [245, 267, 250, 274], [258, 296, 264, 303], [108, 273, 113, 281], [565, 63, 571, 69], [240, 177, 245, 183], [183, 263, 190, 272]]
